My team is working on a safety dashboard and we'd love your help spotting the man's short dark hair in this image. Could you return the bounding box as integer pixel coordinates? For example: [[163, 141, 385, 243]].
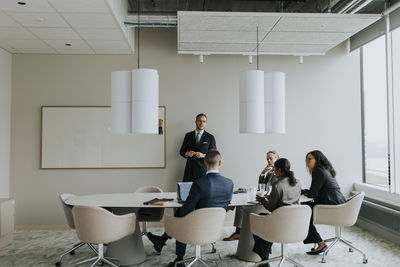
[[196, 113, 207, 120], [205, 149, 221, 166]]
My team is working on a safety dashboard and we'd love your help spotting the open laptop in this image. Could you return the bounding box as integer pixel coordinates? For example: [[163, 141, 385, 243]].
[[176, 182, 193, 203]]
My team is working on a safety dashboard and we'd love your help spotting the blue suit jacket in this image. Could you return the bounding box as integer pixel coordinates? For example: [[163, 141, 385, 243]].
[[175, 172, 233, 218]]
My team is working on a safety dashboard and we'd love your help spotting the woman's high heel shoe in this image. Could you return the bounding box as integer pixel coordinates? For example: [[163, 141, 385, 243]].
[[306, 245, 327, 255]]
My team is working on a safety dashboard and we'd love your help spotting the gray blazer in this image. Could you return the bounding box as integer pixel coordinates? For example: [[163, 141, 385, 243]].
[[258, 170, 277, 188], [259, 177, 301, 212]]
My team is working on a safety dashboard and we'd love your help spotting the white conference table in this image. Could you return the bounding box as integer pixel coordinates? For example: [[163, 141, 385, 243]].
[[66, 192, 311, 266]]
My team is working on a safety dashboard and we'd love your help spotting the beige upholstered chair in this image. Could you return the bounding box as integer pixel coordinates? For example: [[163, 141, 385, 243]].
[[135, 186, 164, 235], [250, 205, 311, 267], [165, 207, 226, 267], [313, 192, 367, 264], [72, 205, 135, 267], [56, 194, 97, 266]]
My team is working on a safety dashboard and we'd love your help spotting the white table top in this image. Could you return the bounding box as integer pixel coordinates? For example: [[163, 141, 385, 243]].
[[65, 192, 312, 208]]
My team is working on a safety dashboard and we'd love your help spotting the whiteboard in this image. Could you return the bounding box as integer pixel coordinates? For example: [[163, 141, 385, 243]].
[[41, 106, 166, 169]]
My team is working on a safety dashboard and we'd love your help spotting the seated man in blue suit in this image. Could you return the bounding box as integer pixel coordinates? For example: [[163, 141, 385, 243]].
[[147, 149, 233, 267]]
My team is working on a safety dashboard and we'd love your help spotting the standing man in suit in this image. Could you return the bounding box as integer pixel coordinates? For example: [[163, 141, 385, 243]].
[[147, 150, 233, 267], [179, 113, 217, 182]]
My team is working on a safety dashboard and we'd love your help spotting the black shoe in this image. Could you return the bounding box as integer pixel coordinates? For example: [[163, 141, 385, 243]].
[[168, 258, 185, 267], [147, 233, 166, 253], [306, 245, 327, 255]]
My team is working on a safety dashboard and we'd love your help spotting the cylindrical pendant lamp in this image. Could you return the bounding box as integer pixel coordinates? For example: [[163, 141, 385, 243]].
[[111, 71, 132, 134], [239, 70, 265, 133], [131, 69, 159, 134], [264, 72, 285, 134]]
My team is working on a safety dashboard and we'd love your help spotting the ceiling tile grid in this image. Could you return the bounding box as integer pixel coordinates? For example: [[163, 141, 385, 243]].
[[0, 0, 134, 54], [178, 11, 380, 56]]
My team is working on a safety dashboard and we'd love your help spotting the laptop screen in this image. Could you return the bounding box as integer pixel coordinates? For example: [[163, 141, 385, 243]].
[[176, 182, 193, 202]]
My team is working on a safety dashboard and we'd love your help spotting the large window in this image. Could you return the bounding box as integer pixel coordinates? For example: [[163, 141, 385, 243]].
[[362, 35, 388, 188], [361, 26, 400, 193]]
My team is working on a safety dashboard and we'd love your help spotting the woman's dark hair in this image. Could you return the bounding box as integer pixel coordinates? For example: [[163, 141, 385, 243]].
[[274, 158, 297, 186], [306, 150, 336, 177]]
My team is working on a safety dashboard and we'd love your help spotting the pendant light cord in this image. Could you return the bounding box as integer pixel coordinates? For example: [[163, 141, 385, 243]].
[[137, 0, 140, 69], [256, 26, 259, 70]]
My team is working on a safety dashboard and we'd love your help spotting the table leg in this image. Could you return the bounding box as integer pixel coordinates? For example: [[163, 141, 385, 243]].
[[236, 205, 266, 262], [105, 208, 146, 266]]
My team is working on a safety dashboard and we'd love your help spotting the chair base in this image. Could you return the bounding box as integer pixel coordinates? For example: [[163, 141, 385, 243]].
[[175, 245, 218, 267], [56, 242, 97, 266], [254, 244, 304, 267], [321, 226, 367, 264], [75, 244, 119, 267]]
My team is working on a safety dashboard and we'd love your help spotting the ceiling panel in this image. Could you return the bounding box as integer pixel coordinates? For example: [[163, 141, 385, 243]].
[[17, 48, 57, 53], [44, 39, 91, 50], [8, 12, 69, 27], [87, 40, 130, 50], [0, 11, 19, 27], [0, 27, 37, 40], [75, 28, 124, 41], [3, 39, 51, 49], [29, 27, 81, 40], [94, 49, 135, 54], [61, 13, 118, 29], [274, 16, 378, 33], [48, 0, 110, 13], [0, 0, 56, 13], [178, 11, 380, 55], [180, 30, 268, 44], [179, 12, 280, 32], [264, 31, 351, 45], [55, 49, 95, 54]]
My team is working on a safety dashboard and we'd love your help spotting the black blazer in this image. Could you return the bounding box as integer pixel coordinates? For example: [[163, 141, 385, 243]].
[[179, 131, 216, 182], [303, 167, 346, 205], [175, 172, 233, 217]]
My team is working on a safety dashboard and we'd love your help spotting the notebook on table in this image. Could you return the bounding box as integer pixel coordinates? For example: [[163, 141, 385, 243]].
[[176, 182, 193, 203]]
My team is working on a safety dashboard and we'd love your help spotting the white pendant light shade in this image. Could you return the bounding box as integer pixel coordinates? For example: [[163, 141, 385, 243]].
[[264, 72, 285, 134], [131, 69, 159, 134], [239, 70, 265, 133], [111, 71, 132, 134]]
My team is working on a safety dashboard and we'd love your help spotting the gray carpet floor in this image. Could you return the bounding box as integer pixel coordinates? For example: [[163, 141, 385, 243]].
[[0, 225, 400, 267]]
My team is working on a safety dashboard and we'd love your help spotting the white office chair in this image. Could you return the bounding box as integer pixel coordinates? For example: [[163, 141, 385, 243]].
[[250, 205, 311, 267], [165, 207, 226, 267], [135, 186, 164, 236], [55, 194, 97, 266], [72, 205, 135, 267], [313, 192, 367, 264]]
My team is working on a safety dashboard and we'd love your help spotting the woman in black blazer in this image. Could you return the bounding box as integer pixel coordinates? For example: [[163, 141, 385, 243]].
[[302, 150, 346, 255]]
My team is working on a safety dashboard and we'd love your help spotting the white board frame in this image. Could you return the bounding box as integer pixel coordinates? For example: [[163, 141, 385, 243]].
[[40, 106, 166, 169]]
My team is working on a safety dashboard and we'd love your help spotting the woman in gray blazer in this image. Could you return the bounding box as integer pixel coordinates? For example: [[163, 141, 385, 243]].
[[302, 150, 346, 255], [252, 158, 301, 267]]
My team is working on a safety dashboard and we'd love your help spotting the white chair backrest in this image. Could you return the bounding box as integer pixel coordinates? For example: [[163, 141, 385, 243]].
[[60, 193, 76, 229], [72, 205, 135, 244], [165, 207, 226, 245], [313, 192, 365, 227], [135, 186, 163, 193], [250, 205, 311, 244]]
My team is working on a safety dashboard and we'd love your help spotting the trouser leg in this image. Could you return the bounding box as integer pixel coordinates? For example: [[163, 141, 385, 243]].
[[176, 240, 187, 259], [303, 201, 323, 244], [252, 234, 272, 261]]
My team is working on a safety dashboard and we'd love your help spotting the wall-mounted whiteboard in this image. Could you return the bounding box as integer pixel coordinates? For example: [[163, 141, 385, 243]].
[[41, 106, 166, 169]]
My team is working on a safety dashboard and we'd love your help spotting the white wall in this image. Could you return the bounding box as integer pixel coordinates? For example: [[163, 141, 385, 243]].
[[10, 28, 363, 226], [0, 48, 11, 199]]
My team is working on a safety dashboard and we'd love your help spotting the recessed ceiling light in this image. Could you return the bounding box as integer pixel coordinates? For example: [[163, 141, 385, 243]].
[[17, 2, 26, 5], [65, 43, 72, 47]]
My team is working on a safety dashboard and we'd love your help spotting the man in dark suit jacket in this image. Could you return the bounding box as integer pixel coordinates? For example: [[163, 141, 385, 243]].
[[147, 150, 233, 267], [179, 113, 217, 182]]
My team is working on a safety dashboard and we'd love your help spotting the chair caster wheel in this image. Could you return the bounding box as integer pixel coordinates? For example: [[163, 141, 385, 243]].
[[211, 249, 216, 254], [55, 262, 61, 266], [69, 251, 75, 255], [321, 259, 326, 263], [98, 261, 104, 266], [348, 248, 353, 252], [363, 259, 368, 264]]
